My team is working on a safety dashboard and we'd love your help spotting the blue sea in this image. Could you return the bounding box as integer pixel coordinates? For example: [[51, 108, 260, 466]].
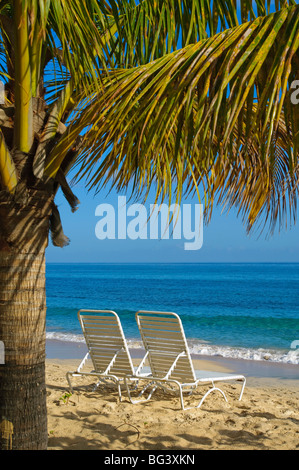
[[45, 263, 299, 365]]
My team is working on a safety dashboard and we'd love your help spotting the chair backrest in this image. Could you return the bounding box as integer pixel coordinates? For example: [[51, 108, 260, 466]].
[[78, 309, 135, 376], [136, 311, 196, 383]]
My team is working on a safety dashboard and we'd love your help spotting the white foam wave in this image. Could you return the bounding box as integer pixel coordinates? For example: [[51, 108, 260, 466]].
[[46, 331, 144, 350], [46, 331, 85, 343], [188, 340, 299, 365], [46, 332, 299, 365]]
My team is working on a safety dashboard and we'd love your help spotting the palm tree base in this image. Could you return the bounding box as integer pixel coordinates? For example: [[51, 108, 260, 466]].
[[0, 362, 48, 450]]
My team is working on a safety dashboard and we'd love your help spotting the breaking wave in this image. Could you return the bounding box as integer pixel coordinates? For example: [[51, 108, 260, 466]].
[[46, 332, 299, 365]]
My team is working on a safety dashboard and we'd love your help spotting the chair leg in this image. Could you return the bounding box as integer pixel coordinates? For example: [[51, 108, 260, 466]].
[[125, 377, 140, 404], [117, 381, 122, 402], [196, 386, 228, 409], [125, 377, 158, 404], [66, 372, 74, 393], [238, 377, 246, 401], [195, 377, 246, 409], [93, 380, 101, 391], [178, 384, 186, 410], [93, 377, 123, 402]]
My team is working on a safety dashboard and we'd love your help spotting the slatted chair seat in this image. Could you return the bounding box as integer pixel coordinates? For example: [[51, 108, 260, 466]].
[[66, 310, 149, 401], [125, 311, 246, 410]]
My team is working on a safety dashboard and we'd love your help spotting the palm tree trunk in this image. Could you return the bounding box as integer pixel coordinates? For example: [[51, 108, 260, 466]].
[[0, 186, 53, 450]]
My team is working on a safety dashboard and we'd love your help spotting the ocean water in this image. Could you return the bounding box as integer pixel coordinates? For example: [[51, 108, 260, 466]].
[[45, 263, 299, 365]]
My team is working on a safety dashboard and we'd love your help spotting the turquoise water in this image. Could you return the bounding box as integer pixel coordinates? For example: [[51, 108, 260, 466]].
[[46, 263, 299, 364]]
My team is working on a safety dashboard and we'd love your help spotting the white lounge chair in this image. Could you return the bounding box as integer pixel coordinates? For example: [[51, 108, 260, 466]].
[[125, 311, 246, 410], [66, 309, 148, 401]]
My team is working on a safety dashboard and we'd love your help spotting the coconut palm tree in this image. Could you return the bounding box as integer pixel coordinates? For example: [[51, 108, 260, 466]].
[[75, 0, 299, 235], [0, 0, 298, 450]]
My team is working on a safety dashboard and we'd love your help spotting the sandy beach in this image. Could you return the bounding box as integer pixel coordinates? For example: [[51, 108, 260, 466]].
[[46, 342, 299, 451]]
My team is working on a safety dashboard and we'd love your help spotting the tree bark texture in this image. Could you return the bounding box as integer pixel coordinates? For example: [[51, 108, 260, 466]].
[[0, 185, 53, 449]]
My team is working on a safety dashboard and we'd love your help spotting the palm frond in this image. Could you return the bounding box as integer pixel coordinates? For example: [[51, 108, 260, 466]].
[[1, 0, 299, 234], [63, 4, 299, 233], [103, 0, 298, 66]]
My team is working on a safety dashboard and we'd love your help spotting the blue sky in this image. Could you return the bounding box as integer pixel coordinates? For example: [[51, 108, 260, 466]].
[[46, 181, 299, 264]]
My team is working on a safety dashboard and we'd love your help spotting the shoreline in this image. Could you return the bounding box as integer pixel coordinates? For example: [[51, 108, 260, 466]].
[[46, 339, 299, 385]]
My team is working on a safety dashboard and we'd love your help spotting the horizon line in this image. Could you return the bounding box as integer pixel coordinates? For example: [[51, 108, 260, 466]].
[[46, 261, 299, 264]]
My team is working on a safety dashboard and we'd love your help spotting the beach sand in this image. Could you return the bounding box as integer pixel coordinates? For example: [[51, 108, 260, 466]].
[[46, 342, 299, 451]]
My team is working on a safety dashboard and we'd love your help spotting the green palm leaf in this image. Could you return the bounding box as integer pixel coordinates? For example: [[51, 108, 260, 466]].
[[1, 0, 299, 225], [65, 3, 299, 233]]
